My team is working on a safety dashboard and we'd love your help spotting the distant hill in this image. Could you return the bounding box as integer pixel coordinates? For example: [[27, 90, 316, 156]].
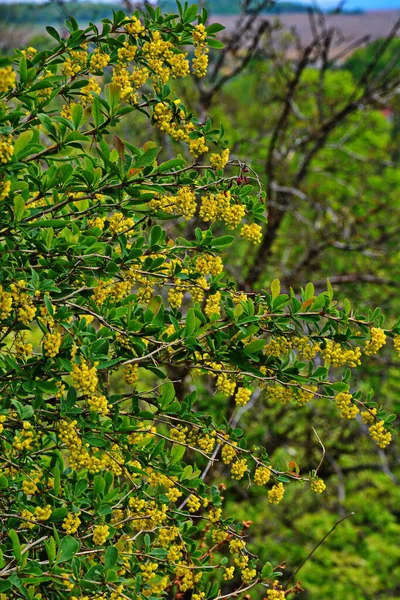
[[1, 0, 399, 26], [0, 0, 367, 25]]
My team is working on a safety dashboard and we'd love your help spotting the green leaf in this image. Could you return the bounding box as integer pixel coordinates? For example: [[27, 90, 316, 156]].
[[133, 147, 160, 169], [104, 546, 118, 570], [207, 38, 224, 49], [56, 536, 80, 564], [157, 158, 185, 172], [271, 279, 280, 300], [305, 282, 315, 300], [185, 308, 197, 336], [206, 23, 225, 34], [13, 196, 26, 222], [0, 580, 11, 593], [261, 562, 273, 579], [212, 235, 234, 248], [160, 381, 175, 409], [71, 103, 84, 129], [170, 443, 186, 465], [245, 339, 266, 354], [9, 530, 22, 562], [46, 26, 61, 41]]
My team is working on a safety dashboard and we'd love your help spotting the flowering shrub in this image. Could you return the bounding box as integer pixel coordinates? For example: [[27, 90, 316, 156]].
[[0, 3, 398, 599]]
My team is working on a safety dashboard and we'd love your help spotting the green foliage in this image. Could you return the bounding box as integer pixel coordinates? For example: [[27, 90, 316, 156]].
[[0, 5, 398, 600]]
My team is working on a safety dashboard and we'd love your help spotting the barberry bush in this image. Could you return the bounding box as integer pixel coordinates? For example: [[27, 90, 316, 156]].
[[0, 3, 398, 599]]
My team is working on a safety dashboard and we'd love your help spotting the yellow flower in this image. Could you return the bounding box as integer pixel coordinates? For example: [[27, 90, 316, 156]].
[[210, 148, 230, 170], [0, 66, 16, 93], [231, 459, 248, 480], [268, 482, 285, 504], [93, 524, 109, 545], [310, 477, 326, 494], [234, 387, 252, 407], [254, 466, 271, 486], [240, 223, 263, 244], [62, 512, 81, 534], [364, 327, 387, 356], [0, 135, 14, 164]]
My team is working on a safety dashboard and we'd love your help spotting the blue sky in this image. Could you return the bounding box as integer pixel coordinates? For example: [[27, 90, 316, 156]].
[[300, 0, 400, 7]]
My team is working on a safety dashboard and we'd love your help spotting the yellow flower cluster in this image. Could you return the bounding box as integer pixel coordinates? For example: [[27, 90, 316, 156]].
[[268, 482, 285, 504], [176, 186, 197, 219], [216, 371, 236, 396], [264, 336, 292, 357], [0, 415, 6, 434], [92, 524, 109, 545], [0, 135, 14, 164], [189, 136, 209, 157], [197, 432, 216, 453], [15, 332, 33, 360], [205, 292, 221, 318], [20, 508, 35, 529], [10, 280, 36, 324], [231, 458, 248, 480], [229, 538, 246, 553], [142, 30, 189, 84], [169, 52, 190, 78], [364, 327, 387, 356], [199, 191, 246, 230], [62, 511, 81, 534], [212, 528, 227, 543], [140, 561, 158, 582], [22, 478, 39, 495], [13, 421, 34, 451], [210, 148, 230, 170], [192, 25, 209, 78], [266, 384, 316, 407], [88, 394, 110, 416], [34, 505, 52, 520], [43, 331, 62, 357], [310, 478, 326, 494], [292, 336, 321, 360], [241, 567, 257, 583], [109, 211, 134, 234], [234, 387, 252, 407], [124, 363, 139, 385], [369, 420, 392, 448], [266, 582, 285, 600], [0, 179, 11, 200], [0, 285, 12, 320], [129, 497, 168, 529], [254, 466, 271, 485], [117, 42, 137, 63], [240, 223, 263, 244], [59, 420, 121, 474], [223, 566, 235, 580], [195, 254, 223, 277], [175, 561, 202, 591], [335, 392, 359, 419], [62, 50, 88, 77], [393, 335, 400, 357], [187, 495, 201, 513], [72, 358, 99, 395], [90, 48, 110, 72], [209, 507, 222, 523], [125, 15, 146, 36], [321, 340, 361, 368], [0, 66, 16, 93], [221, 442, 237, 464], [361, 407, 377, 424], [81, 78, 101, 107]]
